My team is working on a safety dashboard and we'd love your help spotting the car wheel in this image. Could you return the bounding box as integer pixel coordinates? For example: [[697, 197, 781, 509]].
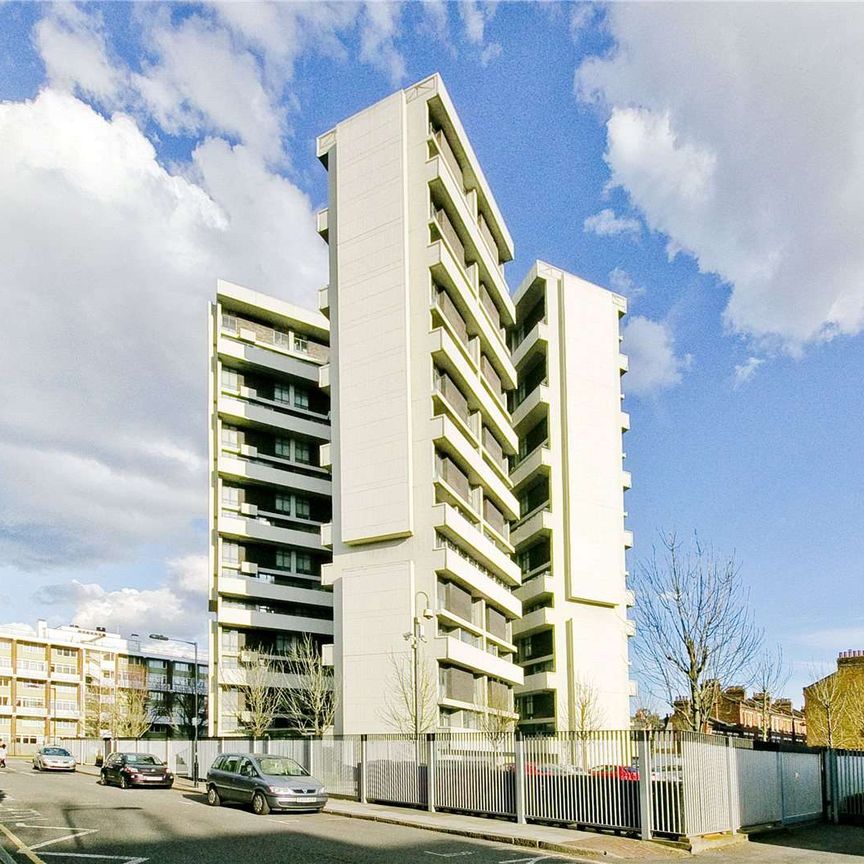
[[32, 763, 39, 771], [120, 775, 130, 790], [206, 785, 221, 807], [251, 792, 270, 816]]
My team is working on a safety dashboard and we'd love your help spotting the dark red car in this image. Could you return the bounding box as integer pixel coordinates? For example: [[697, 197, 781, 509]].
[[99, 752, 174, 789]]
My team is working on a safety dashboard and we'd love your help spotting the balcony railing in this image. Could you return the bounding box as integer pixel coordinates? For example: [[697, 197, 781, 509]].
[[436, 454, 472, 505], [482, 427, 506, 474], [434, 372, 471, 427], [483, 498, 508, 539], [480, 355, 504, 401], [222, 314, 329, 363], [433, 128, 465, 192], [433, 207, 466, 271], [435, 288, 470, 349]]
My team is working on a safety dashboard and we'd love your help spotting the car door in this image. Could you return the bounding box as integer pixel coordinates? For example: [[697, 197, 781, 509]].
[[104, 754, 122, 784], [213, 756, 238, 800], [236, 758, 259, 803]]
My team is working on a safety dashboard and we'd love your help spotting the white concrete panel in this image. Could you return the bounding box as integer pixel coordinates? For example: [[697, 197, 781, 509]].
[[334, 92, 413, 544]]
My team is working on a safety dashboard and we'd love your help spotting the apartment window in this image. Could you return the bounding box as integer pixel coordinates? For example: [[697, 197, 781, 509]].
[[294, 496, 311, 520], [222, 313, 237, 331], [296, 552, 313, 575], [221, 427, 240, 450], [275, 550, 291, 569], [293, 335, 309, 354], [274, 438, 291, 457], [293, 387, 309, 410], [274, 330, 290, 349], [221, 368, 240, 391], [294, 440, 312, 464], [222, 542, 240, 565], [274, 384, 291, 404], [274, 494, 291, 513]]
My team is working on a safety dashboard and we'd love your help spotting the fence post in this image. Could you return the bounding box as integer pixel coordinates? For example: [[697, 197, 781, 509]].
[[776, 750, 786, 825], [825, 749, 840, 824], [725, 737, 740, 833], [359, 734, 368, 804], [514, 731, 526, 824], [307, 736, 315, 776], [427, 733, 436, 813], [637, 732, 653, 840]]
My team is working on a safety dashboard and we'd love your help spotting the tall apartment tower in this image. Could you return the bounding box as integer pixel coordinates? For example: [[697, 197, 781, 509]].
[[208, 280, 333, 736], [317, 75, 525, 733], [509, 262, 634, 733]]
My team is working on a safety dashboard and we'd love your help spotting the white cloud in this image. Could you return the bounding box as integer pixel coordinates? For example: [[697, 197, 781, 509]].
[[480, 42, 502, 67], [358, 3, 406, 85], [576, 4, 864, 352], [458, 1, 501, 61], [608, 267, 645, 303], [34, 554, 209, 642], [733, 356, 764, 389], [35, 4, 123, 102], [621, 316, 690, 397], [584, 207, 642, 237], [0, 89, 326, 568]]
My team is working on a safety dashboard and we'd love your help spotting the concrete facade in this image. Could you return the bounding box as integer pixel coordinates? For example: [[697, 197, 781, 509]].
[[510, 263, 633, 733], [208, 280, 333, 735], [318, 75, 524, 733], [0, 620, 205, 754]]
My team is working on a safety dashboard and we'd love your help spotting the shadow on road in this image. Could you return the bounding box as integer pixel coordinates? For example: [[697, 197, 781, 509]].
[[749, 823, 864, 858]]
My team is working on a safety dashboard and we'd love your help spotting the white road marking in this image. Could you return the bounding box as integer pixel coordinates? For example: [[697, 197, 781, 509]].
[[12, 825, 97, 852], [498, 857, 561, 864], [424, 852, 477, 858], [37, 855, 148, 863], [274, 818, 300, 825]]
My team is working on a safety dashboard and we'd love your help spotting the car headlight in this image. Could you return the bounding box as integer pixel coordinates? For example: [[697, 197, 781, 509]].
[[318, 787, 327, 796], [269, 786, 293, 795]]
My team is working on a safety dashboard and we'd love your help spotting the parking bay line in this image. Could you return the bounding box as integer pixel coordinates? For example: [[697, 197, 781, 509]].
[[0, 821, 45, 864]]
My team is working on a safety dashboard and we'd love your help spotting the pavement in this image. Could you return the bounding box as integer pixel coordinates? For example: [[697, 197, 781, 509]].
[[1, 759, 862, 863]]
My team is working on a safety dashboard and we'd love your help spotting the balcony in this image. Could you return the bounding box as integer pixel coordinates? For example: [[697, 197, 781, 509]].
[[318, 285, 329, 315], [426, 157, 513, 326], [218, 513, 327, 551], [618, 353, 629, 373], [217, 333, 327, 378], [427, 241, 516, 387], [515, 571, 554, 605], [624, 529, 634, 549], [512, 606, 554, 638], [432, 416, 518, 520], [480, 354, 505, 409], [319, 364, 330, 392], [436, 636, 523, 686], [620, 411, 630, 432], [218, 575, 332, 610], [320, 443, 331, 469], [511, 507, 554, 549], [511, 384, 550, 435], [218, 604, 334, 637], [320, 523, 332, 548], [50, 702, 80, 718], [316, 208, 329, 242], [622, 470, 632, 490], [218, 395, 330, 441], [433, 503, 521, 586], [432, 547, 521, 618], [510, 445, 552, 493], [218, 665, 306, 690], [511, 321, 549, 371], [0, 704, 12, 715], [16, 660, 48, 678], [518, 671, 555, 693], [50, 669, 81, 683], [218, 454, 331, 496], [15, 701, 48, 717], [430, 327, 517, 452]]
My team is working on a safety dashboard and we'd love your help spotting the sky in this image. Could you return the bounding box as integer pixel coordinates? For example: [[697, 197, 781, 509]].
[[0, 1, 862, 710]]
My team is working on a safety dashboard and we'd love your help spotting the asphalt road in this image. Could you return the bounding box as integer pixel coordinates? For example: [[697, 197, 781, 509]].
[[0, 762, 578, 864]]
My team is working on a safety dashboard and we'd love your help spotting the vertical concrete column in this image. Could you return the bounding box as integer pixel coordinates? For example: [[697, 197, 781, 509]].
[[427, 733, 436, 813], [825, 749, 840, 824], [359, 734, 368, 803], [776, 750, 786, 825], [637, 733, 653, 840], [726, 737, 741, 833], [514, 732, 527, 824]]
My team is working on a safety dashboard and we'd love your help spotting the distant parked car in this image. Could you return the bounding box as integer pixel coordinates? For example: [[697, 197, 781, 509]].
[[99, 752, 174, 789], [206, 753, 327, 815], [32, 746, 76, 772], [590, 764, 639, 781]]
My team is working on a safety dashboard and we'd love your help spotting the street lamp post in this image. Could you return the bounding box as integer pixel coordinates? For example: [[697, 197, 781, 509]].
[[403, 591, 435, 738], [150, 634, 199, 787]]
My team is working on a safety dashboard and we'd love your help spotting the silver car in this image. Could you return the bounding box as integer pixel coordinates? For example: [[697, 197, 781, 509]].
[[33, 746, 76, 772], [206, 753, 327, 815]]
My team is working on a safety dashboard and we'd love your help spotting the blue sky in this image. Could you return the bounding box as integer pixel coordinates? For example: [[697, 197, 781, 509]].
[[0, 2, 862, 710]]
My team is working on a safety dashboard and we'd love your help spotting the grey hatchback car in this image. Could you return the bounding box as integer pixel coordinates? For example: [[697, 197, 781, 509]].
[[206, 753, 327, 815]]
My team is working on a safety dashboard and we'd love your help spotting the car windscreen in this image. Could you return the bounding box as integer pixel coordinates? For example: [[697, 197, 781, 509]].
[[126, 754, 160, 765], [43, 748, 71, 756], [257, 757, 308, 777]]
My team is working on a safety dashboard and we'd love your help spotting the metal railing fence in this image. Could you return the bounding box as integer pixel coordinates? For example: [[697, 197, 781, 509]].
[[55, 731, 864, 840]]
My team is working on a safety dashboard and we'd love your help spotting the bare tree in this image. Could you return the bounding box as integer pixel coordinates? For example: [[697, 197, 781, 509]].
[[805, 666, 849, 748], [237, 651, 283, 738], [632, 706, 663, 731], [633, 531, 763, 732], [113, 666, 152, 739], [380, 650, 437, 734], [479, 681, 515, 754], [752, 645, 790, 741], [281, 635, 335, 736], [567, 678, 605, 771]]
